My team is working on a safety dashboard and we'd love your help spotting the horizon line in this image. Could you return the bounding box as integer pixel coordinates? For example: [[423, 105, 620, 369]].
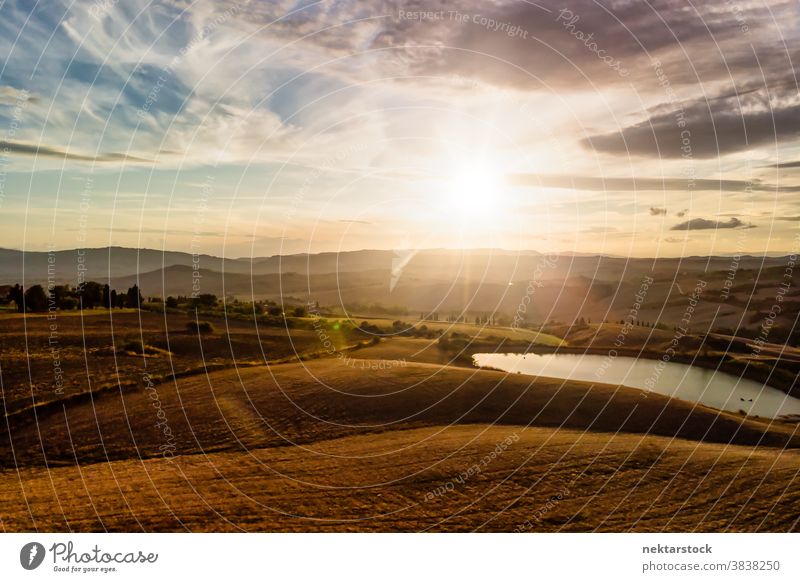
[[0, 245, 794, 261]]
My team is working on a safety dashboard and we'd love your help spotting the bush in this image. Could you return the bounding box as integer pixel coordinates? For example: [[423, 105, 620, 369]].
[[59, 297, 79, 311], [187, 320, 215, 334], [192, 294, 218, 308], [23, 285, 48, 312]]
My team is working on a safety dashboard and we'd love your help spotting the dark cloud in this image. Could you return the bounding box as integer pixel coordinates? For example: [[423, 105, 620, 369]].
[[0, 140, 151, 163], [649, 207, 667, 216], [362, 0, 796, 92], [670, 217, 753, 231], [507, 173, 800, 193], [765, 160, 800, 169], [583, 97, 800, 159], [582, 66, 800, 159], [250, 0, 800, 163]]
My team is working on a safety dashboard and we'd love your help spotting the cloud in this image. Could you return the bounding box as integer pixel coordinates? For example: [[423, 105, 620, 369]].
[[0, 140, 151, 163], [582, 86, 800, 159], [72, 227, 229, 237], [670, 217, 753, 231], [676, 209, 688, 218], [649, 207, 667, 216], [0, 85, 34, 105], [765, 160, 800, 169], [376, 1, 645, 89], [367, 0, 787, 91], [507, 173, 800, 193]]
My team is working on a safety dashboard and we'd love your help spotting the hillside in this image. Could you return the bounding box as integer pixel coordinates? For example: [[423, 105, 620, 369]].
[[2, 248, 796, 336]]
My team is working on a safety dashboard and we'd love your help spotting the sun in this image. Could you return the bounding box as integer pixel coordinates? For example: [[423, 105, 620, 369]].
[[444, 164, 500, 219]]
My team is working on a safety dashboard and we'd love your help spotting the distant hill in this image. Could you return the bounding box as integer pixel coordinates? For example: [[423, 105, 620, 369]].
[[2, 247, 795, 333], [0, 245, 787, 287], [0, 246, 252, 284]]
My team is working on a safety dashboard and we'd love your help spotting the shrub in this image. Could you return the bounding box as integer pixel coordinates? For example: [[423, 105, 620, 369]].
[[23, 285, 48, 312], [187, 320, 215, 334]]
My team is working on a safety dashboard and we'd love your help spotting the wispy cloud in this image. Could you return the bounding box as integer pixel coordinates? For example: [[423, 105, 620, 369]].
[[765, 160, 800, 169], [507, 174, 800, 193], [670, 217, 754, 231], [1, 140, 151, 163]]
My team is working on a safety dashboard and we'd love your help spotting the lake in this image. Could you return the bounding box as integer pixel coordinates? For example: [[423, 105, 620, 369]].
[[472, 352, 800, 420]]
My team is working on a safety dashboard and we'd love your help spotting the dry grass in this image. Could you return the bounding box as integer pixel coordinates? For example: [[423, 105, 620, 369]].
[[1, 425, 797, 532], [0, 310, 324, 414], [3, 359, 798, 467], [1, 356, 799, 532]]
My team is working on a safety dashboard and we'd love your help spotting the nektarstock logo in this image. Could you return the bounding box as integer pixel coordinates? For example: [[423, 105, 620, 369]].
[[20, 542, 46, 570]]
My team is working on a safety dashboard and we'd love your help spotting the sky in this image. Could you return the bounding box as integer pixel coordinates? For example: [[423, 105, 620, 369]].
[[0, 0, 799, 258]]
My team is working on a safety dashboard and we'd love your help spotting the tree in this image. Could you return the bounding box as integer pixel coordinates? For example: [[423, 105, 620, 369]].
[[166, 296, 178, 309], [293, 306, 307, 318], [52, 285, 73, 309], [192, 293, 217, 308], [7, 284, 24, 313], [102, 284, 112, 308], [77, 281, 103, 309], [125, 285, 143, 309], [23, 285, 48, 312], [110, 289, 118, 309]]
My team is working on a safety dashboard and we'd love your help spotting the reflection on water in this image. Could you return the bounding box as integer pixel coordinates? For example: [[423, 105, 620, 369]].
[[473, 352, 800, 420]]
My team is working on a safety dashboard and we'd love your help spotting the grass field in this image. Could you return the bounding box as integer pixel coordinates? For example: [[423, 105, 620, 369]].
[[1, 357, 798, 531], [0, 310, 326, 414], [2, 309, 799, 532], [3, 424, 798, 532]]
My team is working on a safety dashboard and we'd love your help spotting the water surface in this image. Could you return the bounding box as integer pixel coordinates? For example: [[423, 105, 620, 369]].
[[473, 352, 800, 419]]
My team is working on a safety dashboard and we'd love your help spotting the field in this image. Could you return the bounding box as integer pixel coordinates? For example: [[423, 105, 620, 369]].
[[0, 310, 327, 415], [3, 425, 798, 532], [2, 341, 799, 531]]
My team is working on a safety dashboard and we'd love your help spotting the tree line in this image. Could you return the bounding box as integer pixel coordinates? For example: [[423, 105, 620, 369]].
[[5, 282, 143, 313]]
